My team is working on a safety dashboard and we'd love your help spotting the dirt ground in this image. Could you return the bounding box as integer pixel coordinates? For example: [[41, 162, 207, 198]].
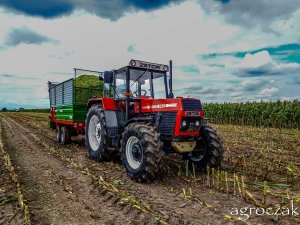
[[0, 142, 24, 225], [0, 112, 299, 225]]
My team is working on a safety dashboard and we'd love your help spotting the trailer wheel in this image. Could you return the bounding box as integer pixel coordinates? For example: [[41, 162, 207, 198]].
[[121, 123, 164, 182], [85, 105, 109, 161], [61, 126, 71, 145], [185, 125, 224, 170], [56, 125, 61, 143]]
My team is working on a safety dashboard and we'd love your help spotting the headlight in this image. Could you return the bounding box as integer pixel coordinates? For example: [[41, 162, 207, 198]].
[[195, 120, 200, 127], [182, 120, 187, 127], [130, 60, 136, 66]]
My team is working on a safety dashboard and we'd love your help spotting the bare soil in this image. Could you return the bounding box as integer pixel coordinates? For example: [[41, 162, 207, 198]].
[[0, 144, 24, 225]]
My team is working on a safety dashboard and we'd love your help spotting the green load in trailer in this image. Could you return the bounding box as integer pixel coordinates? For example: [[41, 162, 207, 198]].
[[48, 68, 106, 144]]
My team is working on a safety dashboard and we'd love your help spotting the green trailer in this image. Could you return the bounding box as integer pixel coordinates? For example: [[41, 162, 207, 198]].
[[48, 69, 104, 144]]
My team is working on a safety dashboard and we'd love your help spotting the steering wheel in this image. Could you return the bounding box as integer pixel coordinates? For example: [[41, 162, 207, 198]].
[[132, 89, 147, 97]]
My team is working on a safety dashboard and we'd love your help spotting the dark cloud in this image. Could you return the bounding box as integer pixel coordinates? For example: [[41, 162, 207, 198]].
[[2, 27, 56, 48], [0, 0, 73, 18], [215, 0, 230, 3], [201, 0, 300, 33], [0, 0, 183, 20], [234, 63, 300, 77], [124, 0, 182, 10]]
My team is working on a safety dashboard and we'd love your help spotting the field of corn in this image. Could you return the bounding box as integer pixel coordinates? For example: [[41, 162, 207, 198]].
[[0, 111, 299, 225], [204, 101, 300, 129]]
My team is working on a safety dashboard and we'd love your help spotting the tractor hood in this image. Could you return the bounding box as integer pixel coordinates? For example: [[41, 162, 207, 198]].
[[139, 98, 202, 113]]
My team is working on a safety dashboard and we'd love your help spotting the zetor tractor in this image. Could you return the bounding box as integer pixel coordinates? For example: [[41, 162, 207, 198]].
[[84, 60, 224, 182]]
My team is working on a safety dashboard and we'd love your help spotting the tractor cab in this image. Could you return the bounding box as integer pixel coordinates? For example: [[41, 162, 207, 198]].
[[104, 60, 169, 99], [113, 61, 169, 100], [102, 60, 171, 121]]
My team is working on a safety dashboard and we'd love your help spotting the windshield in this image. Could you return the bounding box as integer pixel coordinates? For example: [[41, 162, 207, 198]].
[[114, 69, 166, 99]]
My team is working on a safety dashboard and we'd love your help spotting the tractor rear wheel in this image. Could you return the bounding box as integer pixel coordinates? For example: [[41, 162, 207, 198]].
[[185, 125, 224, 170], [85, 105, 109, 161], [121, 123, 164, 182], [61, 126, 71, 145], [56, 125, 61, 143]]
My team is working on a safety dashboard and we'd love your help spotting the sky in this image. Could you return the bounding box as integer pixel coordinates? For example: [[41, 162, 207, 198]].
[[0, 0, 299, 108]]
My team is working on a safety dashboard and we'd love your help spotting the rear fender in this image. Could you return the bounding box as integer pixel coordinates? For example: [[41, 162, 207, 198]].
[[87, 98, 102, 110], [87, 98, 115, 110]]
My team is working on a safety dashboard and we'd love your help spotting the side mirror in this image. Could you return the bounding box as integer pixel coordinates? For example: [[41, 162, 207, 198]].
[[104, 71, 113, 84]]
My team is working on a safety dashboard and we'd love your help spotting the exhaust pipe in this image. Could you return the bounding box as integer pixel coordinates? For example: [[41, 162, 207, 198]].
[[169, 60, 174, 98]]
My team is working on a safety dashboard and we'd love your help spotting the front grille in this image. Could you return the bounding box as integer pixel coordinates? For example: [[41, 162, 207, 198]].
[[159, 112, 177, 135], [182, 99, 201, 111]]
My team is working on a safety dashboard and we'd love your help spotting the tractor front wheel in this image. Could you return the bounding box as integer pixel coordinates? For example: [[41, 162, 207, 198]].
[[185, 125, 224, 170], [121, 123, 164, 182]]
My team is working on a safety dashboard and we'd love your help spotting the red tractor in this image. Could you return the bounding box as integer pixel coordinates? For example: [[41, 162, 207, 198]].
[[49, 59, 224, 182], [85, 60, 224, 182]]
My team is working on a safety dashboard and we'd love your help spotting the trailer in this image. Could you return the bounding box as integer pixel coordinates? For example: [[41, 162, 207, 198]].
[[48, 69, 106, 144]]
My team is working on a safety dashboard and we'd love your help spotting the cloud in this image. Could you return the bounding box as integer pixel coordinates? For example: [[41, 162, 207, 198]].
[[201, 0, 300, 33], [200, 43, 300, 64], [234, 50, 300, 77], [0, 74, 15, 78], [238, 50, 271, 68], [216, 0, 230, 3], [0, 0, 183, 20], [179, 65, 200, 74], [0, 73, 38, 80], [258, 87, 279, 96], [293, 76, 300, 84], [184, 85, 220, 95], [240, 79, 267, 91], [1, 27, 57, 49], [0, 0, 74, 18], [225, 87, 236, 92], [255, 43, 300, 63], [0, 73, 49, 108], [127, 44, 138, 53]]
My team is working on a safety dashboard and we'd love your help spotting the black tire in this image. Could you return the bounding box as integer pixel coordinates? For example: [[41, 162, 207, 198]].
[[185, 125, 224, 170], [56, 125, 61, 143], [61, 126, 71, 145], [85, 104, 109, 161], [121, 123, 164, 182]]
